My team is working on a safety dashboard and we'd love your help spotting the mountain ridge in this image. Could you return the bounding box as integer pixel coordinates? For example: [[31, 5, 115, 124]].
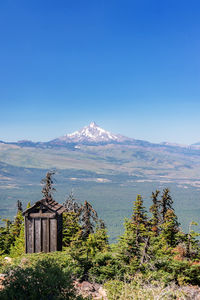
[[1, 122, 200, 149]]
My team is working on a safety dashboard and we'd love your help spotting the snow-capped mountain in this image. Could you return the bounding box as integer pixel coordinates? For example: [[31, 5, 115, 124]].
[[3, 121, 200, 150], [51, 122, 130, 144]]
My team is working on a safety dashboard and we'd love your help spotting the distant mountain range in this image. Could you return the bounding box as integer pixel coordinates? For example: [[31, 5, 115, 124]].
[[1, 122, 200, 149], [1, 122, 200, 240]]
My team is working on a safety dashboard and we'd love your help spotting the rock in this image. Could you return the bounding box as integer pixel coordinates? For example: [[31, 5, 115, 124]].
[[81, 281, 95, 292], [4, 257, 12, 263], [20, 257, 29, 266], [98, 286, 108, 299], [0, 274, 6, 291], [74, 280, 108, 299]]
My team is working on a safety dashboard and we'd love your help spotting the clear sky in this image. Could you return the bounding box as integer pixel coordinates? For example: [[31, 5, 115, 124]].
[[0, 0, 200, 144]]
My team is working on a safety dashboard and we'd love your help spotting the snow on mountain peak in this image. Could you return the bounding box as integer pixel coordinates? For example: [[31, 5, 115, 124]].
[[66, 122, 118, 142], [89, 121, 98, 128], [55, 122, 129, 144]]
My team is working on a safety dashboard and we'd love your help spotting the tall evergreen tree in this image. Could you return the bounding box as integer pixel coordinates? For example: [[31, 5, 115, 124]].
[[63, 190, 81, 214], [118, 218, 139, 265], [0, 218, 13, 254], [10, 202, 32, 257], [17, 200, 23, 212], [91, 219, 109, 252], [159, 188, 173, 222], [186, 221, 200, 258], [11, 201, 23, 237], [41, 171, 56, 200], [160, 209, 179, 247], [150, 190, 160, 236], [0, 201, 24, 255], [62, 191, 82, 247], [118, 195, 149, 269], [131, 195, 148, 247], [81, 201, 98, 239]]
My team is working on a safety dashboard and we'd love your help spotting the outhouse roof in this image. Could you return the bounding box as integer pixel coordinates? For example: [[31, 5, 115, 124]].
[[23, 198, 66, 216]]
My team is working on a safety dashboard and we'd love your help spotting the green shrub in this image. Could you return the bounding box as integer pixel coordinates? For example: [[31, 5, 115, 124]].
[[0, 257, 82, 300], [88, 252, 120, 283]]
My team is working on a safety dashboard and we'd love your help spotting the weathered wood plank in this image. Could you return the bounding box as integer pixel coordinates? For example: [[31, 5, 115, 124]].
[[50, 219, 57, 252], [47, 218, 50, 252], [40, 217, 42, 252], [35, 218, 41, 253], [42, 218, 47, 252], [32, 218, 35, 253], [24, 217, 27, 253], [25, 218, 34, 253], [57, 215, 63, 251], [29, 213, 56, 218]]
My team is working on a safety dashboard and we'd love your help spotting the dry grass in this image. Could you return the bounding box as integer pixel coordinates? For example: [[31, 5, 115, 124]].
[[105, 280, 200, 300]]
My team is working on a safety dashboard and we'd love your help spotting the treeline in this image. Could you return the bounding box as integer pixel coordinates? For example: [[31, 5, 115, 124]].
[[0, 172, 200, 288]]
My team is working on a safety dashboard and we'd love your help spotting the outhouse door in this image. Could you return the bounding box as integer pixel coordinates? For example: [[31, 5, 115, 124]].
[[25, 211, 58, 253]]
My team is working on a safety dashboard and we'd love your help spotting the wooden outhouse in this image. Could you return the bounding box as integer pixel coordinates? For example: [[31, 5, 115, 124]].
[[23, 198, 66, 253]]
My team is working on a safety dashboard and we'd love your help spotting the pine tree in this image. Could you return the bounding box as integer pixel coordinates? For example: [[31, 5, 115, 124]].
[[9, 224, 25, 257], [131, 195, 148, 247], [186, 221, 200, 258], [63, 190, 81, 214], [160, 209, 179, 247], [118, 218, 139, 264], [150, 190, 160, 236], [90, 219, 109, 252], [26, 201, 31, 209], [81, 201, 98, 239], [0, 201, 24, 255], [11, 201, 23, 238], [84, 223, 109, 259], [62, 191, 82, 247], [62, 211, 81, 247], [17, 200, 23, 212], [10, 202, 30, 256], [41, 171, 56, 200], [0, 218, 13, 254], [159, 188, 173, 222], [118, 195, 149, 269]]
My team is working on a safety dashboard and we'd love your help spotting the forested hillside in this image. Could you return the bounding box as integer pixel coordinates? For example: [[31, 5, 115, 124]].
[[0, 173, 200, 299], [1, 140, 200, 242]]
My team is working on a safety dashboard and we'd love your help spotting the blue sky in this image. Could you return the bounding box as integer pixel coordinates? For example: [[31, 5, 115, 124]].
[[0, 0, 200, 144]]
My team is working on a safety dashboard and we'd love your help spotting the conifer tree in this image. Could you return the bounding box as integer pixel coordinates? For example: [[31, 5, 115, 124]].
[[10, 202, 31, 256], [186, 221, 200, 258], [11, 201, 23, 238], [84, 223, 109, 259], [62, 211, 82, 247], [26, 201, 31, 209], [62, 191, 82, 247], [118, 218, 139, 265], [63, 190, 81, 214], [160, 209, 179, 247], [9, 224, 25, 257], [0, 218, 13, 254], [81, 201, 98, 239], [91, 219, 109, 252], [131, 195, 148, 247], [0, 201, 24, 255], [118, 195, 149, 268], [159, 188, 173, 222], [17, 200, 23, 212], [150, 190, 160, 236], [41, 171, 56, 200]]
